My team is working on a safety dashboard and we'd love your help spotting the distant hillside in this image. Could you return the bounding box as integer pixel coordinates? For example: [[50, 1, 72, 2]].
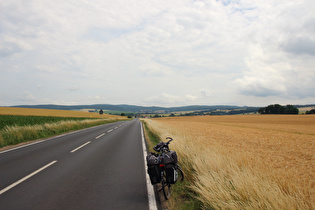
[[12, 104, 146, 112], [294, 104, 315, 108], [8, 104, 314, 116], [11, 104, 253, 113]]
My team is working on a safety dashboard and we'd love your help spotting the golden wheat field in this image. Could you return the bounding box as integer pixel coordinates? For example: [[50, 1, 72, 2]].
[[144, 115, 314, 209], [0, 107, 124, 119]]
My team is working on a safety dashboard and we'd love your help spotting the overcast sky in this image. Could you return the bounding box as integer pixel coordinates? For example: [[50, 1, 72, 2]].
[[1, 0, 314, 107]]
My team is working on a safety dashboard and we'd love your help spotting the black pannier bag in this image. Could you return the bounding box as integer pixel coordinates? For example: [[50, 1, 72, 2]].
[[163, 151, 178, 184], [165, 164, 178, 184], [163, 151, 178, 165], [147, 153, 161, 184]]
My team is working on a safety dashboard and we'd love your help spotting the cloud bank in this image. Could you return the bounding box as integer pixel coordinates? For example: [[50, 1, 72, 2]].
[[1, 0, 314, 106]]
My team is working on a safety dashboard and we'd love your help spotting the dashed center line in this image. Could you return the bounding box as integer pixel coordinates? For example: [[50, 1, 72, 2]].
[[0, 160, 57, 195], [71, 141, 91, 153], [96, 133, 105, 139], [0, 122, 130, 196]]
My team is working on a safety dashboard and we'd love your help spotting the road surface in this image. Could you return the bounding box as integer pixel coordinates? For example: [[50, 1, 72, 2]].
[[0, 119, 153, 210]]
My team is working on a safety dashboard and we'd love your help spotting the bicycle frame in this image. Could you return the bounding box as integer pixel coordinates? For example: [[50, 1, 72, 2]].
[[150, 137, 184, 200]]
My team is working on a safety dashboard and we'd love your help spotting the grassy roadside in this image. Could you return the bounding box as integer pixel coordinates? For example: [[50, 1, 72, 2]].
[[142, 120, 203, 210], [0, 115, 95, 129], [0, 117, 124, 148], [142, 121, 161, 152]]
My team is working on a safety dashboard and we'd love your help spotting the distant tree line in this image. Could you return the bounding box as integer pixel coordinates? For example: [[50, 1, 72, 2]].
[[120, 113, 133, 118], [178, 107, 259, 116], [258, 104, 299, 114], [305, 109, 315, 114], [146, 107, 260, 117]]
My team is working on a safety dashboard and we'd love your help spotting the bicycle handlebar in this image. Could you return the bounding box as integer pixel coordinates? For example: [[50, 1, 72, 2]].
[[166, 137, 173, 144], [153, 137, 173, 152]]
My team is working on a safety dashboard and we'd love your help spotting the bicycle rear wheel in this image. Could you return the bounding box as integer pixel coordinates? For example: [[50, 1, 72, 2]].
[[176, 164, 184, 182], [161, 172, 171, 200]]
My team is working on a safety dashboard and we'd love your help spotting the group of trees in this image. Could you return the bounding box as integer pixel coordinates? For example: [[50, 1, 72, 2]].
[[258, 104, 299, 114], [305, 109, 315, 114]]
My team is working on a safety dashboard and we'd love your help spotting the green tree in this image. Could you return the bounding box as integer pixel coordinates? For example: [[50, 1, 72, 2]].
[[284, 105, 299, 114], [306, 109, 315, 114], [258, 107, 265, 114], [263, 104, 284, 114], [259, 104, 298, 114]]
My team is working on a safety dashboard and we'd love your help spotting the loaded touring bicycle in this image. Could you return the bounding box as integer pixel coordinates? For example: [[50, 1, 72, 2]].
[[146, 137, 184, 199]]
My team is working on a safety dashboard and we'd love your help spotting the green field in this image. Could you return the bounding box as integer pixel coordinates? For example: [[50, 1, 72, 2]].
[[0, 115, 123, 148], [0, 115, 92, 130]]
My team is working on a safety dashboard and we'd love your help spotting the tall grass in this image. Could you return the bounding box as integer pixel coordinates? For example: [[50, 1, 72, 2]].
[[143, 118, 311, 209], [0, 115, 94, 129], [0, 119, 117, 147]]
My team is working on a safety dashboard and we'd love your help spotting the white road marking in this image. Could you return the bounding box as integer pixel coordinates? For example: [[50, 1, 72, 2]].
[[107, 129, 113, 133], [0, 123, 109, 155], [0, 160, 57, 195], [140, 122, 157, 210], [96, 133, 105, 139], [70, 141, 91, 153], [114, 127, 118, 129]]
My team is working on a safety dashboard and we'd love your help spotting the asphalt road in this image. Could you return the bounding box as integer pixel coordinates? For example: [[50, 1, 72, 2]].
[[0, 119, 151, 210]]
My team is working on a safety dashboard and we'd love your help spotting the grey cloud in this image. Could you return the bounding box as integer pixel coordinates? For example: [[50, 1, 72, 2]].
[[1, 2, 48, 36], [140, 65, 172, 77], [0, 42, 22, 57], [238, 85, 284, 97], [143, 93, 198, 106], [200, 88, 212, 97], [67, 86, 81, 92], [282, 37, 315, 56], [236, 69, 315, 99], [287, 86, 315, 99], [83, 26, 143, 43]]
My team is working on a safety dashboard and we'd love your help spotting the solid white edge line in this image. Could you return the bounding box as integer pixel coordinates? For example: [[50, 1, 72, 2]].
[[140, 121, 158, 210], [96, 133, 105, 139], [70, 141, 91, 153], [0, 160, 57, 195]]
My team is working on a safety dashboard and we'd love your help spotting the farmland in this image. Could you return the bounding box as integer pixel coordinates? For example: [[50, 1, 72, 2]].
[[143, 115, 314, 209], [0, 107, 126, 148], [0, 107, 124, 119], [0, 115, 93, 130]]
